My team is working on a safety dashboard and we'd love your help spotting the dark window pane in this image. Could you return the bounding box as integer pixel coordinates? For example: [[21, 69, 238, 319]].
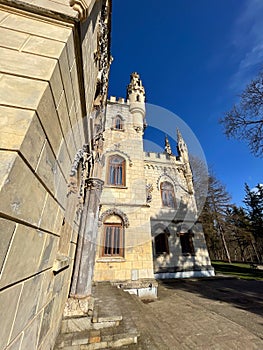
[[102, 224, 123, 257]]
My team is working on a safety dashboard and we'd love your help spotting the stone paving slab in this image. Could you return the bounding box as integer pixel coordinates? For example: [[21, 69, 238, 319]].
[[120, 277, 263, 349]]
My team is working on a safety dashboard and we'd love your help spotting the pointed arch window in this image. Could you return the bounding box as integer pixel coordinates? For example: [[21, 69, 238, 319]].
[[108, 155, 125, 186], [102, 215, 124, 257], [160, 181, 176, 208], [113, 115, 123, 130]]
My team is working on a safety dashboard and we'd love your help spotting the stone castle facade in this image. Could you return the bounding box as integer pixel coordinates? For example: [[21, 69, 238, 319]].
[[0, 1, 213, 349], [0, 1, 112, 349], [93, 73, 214, 296]]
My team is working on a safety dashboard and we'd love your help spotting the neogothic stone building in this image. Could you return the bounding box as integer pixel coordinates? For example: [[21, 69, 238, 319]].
[[0, 1, 213, 348], [0, 1, 111, 349], [94, 73, 214, 295]]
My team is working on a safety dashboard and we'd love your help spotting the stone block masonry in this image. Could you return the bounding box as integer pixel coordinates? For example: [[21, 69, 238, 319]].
[[0, 0, 110, 349]]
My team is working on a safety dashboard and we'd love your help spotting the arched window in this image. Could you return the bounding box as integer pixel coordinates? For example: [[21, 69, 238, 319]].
[[160, 181, 176, 208], [113, 115, 123, 130], [102, 215, 124, 257], [108, 155, 125, 186], [179, 231, 195, 255], [155, 233, 169, 255]]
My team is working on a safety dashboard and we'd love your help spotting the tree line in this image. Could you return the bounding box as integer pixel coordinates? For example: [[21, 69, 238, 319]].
[[196, 171, 262, 263], [191, 68, 263, 263]]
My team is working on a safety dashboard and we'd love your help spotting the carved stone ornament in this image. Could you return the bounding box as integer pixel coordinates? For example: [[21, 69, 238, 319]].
[[93, 2, 112, 107], [92, 132, 104, 165], [133, 125, 143, 133], [67, 144, 93, 218], [156, 173, 176, 190], [98, 208, 130, 228], [69, 0, 94, 21], [104, 149, 133, 167], [86, 178, 104, 192], [146, 183, 153, 203]]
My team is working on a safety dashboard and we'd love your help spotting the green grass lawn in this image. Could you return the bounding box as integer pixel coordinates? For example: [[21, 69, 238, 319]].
[[212, 261, 263, 281]]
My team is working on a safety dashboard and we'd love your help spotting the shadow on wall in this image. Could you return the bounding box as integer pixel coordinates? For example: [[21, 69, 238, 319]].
[[150, 199, 213, 277]]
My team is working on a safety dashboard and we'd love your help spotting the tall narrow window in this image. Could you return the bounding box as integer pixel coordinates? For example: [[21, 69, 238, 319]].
[[108, 155, 125, 186], [161, 181, 176, 208], [179, 231, 195, 255], [102, 223, 123, 257], [155, 233, 169, 255], [113, 115, 123, 130], [115, 116, 122, 130]]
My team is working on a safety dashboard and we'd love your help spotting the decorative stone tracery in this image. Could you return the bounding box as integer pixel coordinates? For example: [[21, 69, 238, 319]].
[[93, 1, 112, 108], [98, 208, 129, 228], [104, 149, 133, 167]]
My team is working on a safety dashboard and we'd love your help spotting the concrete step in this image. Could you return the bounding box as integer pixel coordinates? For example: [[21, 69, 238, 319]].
[[54, 282, 140, 349], [54, 321, 138, 350]]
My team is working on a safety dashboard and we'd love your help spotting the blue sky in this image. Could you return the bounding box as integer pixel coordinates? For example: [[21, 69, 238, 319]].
[[107, 0, 263, 206]]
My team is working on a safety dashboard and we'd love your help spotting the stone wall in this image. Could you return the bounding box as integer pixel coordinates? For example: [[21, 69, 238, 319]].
[[144, 155, 213, 276], [0, 1, 108, 349], [93, 100, 154, 283]]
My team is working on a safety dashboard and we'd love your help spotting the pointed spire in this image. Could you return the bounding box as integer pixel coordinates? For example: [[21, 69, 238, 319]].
[[164, 135, 172, 155], [127, 72, 145, 103], [176, 128, 188, 158]]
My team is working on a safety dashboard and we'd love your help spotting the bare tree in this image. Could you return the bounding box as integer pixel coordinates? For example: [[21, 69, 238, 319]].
[[200, 173, 232, 263], [220, 69, 263, 157], [189, 155, 209, 216]]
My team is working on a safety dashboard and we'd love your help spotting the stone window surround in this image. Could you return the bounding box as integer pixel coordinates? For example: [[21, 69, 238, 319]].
[[107, 154, 126, 186], [101, 222, 124, 257], [111, 114, 125, 131], [160, 181, 176, 209]]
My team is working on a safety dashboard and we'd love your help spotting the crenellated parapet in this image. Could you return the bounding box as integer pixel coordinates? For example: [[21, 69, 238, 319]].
[[108, 96, 130, 104]]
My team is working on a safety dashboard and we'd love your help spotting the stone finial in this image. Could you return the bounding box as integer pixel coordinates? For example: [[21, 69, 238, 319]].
[[164, 135, 172, 155], [177, 128, 188, 158]]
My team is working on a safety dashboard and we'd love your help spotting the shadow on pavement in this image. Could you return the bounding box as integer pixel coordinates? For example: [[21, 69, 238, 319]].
[[158, 277, 263, 317]]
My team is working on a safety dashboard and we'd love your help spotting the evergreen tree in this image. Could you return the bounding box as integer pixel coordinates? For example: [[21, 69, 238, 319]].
[[225, 206, 256, 262], [243, 183, 263, 261]]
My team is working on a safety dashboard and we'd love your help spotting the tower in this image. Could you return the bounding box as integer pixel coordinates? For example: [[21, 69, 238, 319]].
[[127, 72, 146, 133], [93, 73, 214, 293]]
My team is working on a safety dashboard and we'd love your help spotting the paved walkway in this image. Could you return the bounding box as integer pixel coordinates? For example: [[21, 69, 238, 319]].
[[120, 277, 263, 349]]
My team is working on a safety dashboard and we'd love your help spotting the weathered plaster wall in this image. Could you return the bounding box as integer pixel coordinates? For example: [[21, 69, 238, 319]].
[[0, 1, 104, 348]]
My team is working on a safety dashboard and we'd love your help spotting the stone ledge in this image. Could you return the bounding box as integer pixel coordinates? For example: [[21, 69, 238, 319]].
[[53, 255, 70, 273], [0, 0, 78, 22]]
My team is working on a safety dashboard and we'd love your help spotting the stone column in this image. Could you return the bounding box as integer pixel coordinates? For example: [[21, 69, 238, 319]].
[[70, 177, 103, 298]]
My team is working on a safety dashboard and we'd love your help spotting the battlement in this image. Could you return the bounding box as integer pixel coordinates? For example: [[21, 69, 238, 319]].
[[144, 151, 177, 162], [108, 96, 130, 105]]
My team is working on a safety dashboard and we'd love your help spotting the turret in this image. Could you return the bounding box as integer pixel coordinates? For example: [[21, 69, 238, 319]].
[[127, 72, 146, 133], [177, 129, 194, 194]]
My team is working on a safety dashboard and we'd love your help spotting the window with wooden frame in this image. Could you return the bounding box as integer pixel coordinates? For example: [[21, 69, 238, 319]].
[[113, 115, 123, 130], [179, 231, 195, 255], [160, 181, 176, 208], [155, 232, 170, 255], [102, 223, 124, 257], [108, 155, 125, 186]]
